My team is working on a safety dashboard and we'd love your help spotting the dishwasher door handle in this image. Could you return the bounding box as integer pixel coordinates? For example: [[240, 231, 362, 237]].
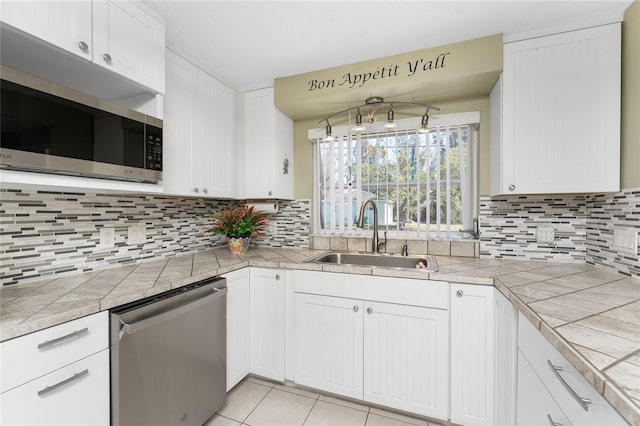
[[119, 287, 227, 339]]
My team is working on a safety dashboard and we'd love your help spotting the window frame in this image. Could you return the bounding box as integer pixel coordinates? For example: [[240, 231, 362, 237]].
[[310, 112, 479, 239]]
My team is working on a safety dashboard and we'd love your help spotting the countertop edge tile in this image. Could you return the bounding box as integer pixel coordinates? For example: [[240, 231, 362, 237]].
[[604, 380, 640, 426], [508, 292, 542, 330], [427, 273, 494, 285], [538, 320, 608, 394], [0, 303, 101, 342]]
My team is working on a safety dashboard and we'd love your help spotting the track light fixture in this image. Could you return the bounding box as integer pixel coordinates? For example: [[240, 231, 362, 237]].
[[418, 112, 430, 133], [324, 122, 334, 142], [352, 108, 366, 132], [319, 96, 439, 135], [383, 106, 396, 129]]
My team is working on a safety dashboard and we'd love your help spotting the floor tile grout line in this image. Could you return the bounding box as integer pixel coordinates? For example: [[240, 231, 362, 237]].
[[227, 377, 444, 426], [301, 397, 320, 426], [240, 385, 274, 424]]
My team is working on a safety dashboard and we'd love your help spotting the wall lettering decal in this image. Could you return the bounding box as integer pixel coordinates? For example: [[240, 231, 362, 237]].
[[307, 52, 450, 91]]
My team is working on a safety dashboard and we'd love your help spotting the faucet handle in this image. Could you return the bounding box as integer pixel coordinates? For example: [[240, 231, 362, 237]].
[[377, 231, 387, 252]]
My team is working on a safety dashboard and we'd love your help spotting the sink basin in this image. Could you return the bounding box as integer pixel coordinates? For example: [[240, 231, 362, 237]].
[[305, 252, 438, 272]]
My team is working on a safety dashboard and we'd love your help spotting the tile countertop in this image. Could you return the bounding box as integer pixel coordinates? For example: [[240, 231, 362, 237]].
[[1, 247, 638, 424]]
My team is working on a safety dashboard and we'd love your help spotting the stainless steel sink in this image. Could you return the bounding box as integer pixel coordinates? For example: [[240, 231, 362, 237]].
[[305, 252, 438, 272]]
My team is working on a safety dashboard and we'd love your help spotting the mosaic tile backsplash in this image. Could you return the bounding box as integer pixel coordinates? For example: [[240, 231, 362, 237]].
[[480, 188, 639, 278], [0, 189, 309, 285], [1, 186, 637, 285], [586, 189, 640, 277]]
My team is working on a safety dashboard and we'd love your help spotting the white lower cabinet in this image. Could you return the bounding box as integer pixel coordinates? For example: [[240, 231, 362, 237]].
[[517, 312, 627, 425], [293, 271, 449, 421], [494, 289, 518, 426], [0, 311, 109, 425], [250, 267, 286, 381], [294, 293, 364, 399], [223, 268, 251, 391], [517, 350, 573, 426], [0, 349, 110, 425], [363, 301, 449, 418], [450, 284, 495, 425]]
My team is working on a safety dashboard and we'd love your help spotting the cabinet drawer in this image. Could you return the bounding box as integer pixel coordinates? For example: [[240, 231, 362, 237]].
[[0, 349, 110, 425], [518, 313, 627, 425], [1, 311, 108, 393], [517, 350, 572, 426]]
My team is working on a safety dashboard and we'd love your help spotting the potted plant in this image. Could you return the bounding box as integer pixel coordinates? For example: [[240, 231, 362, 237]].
[[205, 204, 269, 254]]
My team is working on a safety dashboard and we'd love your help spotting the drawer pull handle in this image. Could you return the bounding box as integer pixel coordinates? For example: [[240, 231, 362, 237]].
[[37, 327, 89, 349], [547, 360, 592, 411], [37, 369, 89, 397], [547, 414, 562, 426]]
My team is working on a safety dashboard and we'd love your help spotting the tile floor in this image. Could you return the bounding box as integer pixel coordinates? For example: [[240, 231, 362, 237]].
[[205, 376, 445, 426]]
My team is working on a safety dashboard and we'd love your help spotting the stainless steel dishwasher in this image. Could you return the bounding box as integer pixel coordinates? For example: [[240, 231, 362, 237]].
[[109, 277, 227, 426]]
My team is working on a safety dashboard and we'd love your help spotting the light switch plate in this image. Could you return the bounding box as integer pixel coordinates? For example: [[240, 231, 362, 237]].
[[613, 229, 638, 255], [537, 226, 555, 243]]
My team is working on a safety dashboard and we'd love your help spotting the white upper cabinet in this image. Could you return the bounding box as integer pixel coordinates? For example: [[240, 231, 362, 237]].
[[163, 49, 235, 198], [491, 23, 621, 195], [92, 1, 165, 94], [0, 1, 92, 61], [0, 0, 165, 94], [241, 87, 294, 200]]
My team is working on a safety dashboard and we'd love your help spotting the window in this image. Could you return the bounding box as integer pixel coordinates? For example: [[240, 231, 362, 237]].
[[310, 112, 479, 239]]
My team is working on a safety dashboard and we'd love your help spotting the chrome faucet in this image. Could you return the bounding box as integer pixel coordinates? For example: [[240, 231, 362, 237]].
[[356, 198, 387, 253]]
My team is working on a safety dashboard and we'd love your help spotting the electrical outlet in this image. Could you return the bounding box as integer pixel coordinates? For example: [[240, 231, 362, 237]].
[[268, 221, 278, 237], [613, 229, 638, 255], [128, 225, 147, 245], [537, 226, 555, 243], [100, 227, 115, 248]]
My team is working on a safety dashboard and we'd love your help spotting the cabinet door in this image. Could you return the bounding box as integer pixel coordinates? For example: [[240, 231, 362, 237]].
[[363, 301, 449, 420], [294, 293, 364, 399], [93, 1, 165, 93], [193, 70, 235, 198], [275, 108, 294, 199], [450, 284, 495, 425], [243, 88, 294, 199], [495, 289, 518, 426], [223, 268, 251, 391], [163, 49, 196, 196], [250, 268, 285, 381], [517, 350, 573, 426], [0, 1, 92, 61], [502, 24, 620, 194], [0, 349, 110, 426], [243, 88, 276, 198]]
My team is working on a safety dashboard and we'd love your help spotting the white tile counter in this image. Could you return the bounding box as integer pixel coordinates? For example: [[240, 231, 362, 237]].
[[1, 247, 638, 424]]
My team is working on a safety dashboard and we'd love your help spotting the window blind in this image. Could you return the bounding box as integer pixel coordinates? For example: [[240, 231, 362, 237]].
[[311, 113, 479, 239]]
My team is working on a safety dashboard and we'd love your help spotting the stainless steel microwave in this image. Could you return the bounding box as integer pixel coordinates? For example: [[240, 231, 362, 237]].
[[0, 66, 162, 183]]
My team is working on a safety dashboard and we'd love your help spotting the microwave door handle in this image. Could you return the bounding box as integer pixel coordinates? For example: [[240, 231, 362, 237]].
[[118, 287, 227, 340]]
